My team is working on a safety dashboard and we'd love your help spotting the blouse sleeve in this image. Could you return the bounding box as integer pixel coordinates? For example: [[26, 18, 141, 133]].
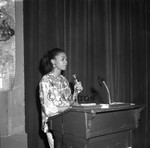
[[39, 80, 59, 117]]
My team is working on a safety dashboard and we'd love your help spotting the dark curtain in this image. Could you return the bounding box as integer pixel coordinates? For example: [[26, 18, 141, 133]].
[[24, 0, 150, 148], [38, 0, 107, 96]]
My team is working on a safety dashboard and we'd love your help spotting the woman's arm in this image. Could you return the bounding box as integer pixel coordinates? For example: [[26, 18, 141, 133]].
[[39, 80, 59, 117], [57, 92, 78, 112]]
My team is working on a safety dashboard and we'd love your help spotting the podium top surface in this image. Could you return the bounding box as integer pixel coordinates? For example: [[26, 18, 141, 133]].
[[49, 103, 144, 120], [70, 103, 144, 114]]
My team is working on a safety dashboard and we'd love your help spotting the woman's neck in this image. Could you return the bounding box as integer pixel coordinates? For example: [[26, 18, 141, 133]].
[[51, 69, 61, 77]]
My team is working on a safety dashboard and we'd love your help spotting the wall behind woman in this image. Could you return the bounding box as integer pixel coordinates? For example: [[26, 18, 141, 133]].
[[0, 0, 27, 148], [24, 0, 150, 148]]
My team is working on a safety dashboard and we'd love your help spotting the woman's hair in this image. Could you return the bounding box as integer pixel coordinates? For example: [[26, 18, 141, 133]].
[[40, 48, 65, 75]]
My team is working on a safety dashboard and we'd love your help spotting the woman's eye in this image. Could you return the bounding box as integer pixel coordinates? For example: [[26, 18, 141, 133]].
[[62, 58, 67, 61]]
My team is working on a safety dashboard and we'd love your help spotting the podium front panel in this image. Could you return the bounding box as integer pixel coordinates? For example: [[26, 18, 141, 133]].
[[48, 104, 144, 148]]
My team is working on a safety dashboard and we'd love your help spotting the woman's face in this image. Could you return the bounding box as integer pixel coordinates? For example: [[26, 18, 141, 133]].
[[52, 52, 68, 71]]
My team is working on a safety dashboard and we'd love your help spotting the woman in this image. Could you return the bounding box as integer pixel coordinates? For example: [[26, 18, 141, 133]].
[[39, 48, 83, 148]]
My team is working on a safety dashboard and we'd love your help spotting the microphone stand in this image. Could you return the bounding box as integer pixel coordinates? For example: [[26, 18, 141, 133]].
[[96, 75, 112, 105], [97, 75, 130, 106], [102, 81, 111, 105]]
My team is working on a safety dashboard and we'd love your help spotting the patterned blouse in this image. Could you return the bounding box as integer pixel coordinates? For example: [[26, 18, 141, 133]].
[[39, 73, 72, 133]]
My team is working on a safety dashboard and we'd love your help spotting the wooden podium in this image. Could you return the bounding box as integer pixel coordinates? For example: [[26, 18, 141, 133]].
[[48, 104, 144, 148]]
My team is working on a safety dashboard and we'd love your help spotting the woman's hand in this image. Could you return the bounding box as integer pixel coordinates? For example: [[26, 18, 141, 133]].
[[72, 81, 83, 102], [74, 81, 83, 94]]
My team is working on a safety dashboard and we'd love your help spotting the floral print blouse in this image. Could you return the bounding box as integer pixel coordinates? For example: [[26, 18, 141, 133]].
[[39, 73, 72, 133]]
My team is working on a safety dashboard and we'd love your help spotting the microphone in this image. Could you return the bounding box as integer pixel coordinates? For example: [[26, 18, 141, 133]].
[[96, 75, 112, 105]]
